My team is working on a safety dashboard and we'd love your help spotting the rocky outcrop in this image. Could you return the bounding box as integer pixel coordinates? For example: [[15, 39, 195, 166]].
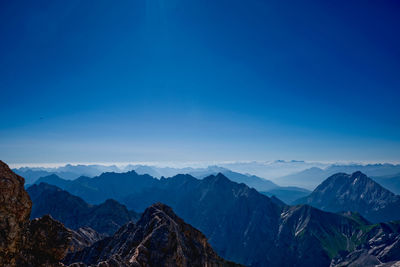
[[64, 203, 241, 267], [20, 215, 71, 267], [0, 160, 71, 267], [0, 160, 32, 266]]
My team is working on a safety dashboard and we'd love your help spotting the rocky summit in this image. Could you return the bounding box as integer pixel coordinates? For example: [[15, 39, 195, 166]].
[[0, 160, 71, 267], [64, 203, 240, 267]]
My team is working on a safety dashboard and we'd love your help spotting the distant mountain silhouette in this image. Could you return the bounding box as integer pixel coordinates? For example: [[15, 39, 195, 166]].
[[189, 166, 279, 191], [35, 171, 157, 204], [275, 167, 329, 189], [64, 203, 241, 267], [295, 171, 400, 223], [133, 165, 280, 191], [27, 182, 139, 235], [35, 168, 310, 205], [14, 169, 75, 185], [14, 164, 123, 185]]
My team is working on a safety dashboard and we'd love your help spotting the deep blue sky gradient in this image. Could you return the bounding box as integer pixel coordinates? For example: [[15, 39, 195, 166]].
[[1, 0, 400, 163]]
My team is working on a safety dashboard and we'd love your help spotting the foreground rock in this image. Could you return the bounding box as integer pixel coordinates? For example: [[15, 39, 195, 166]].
[[64, 203, 240, 267], [0, 160, 71, 267]]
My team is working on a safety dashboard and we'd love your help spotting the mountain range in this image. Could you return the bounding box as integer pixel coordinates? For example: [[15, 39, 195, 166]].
[[6, 158, 400, 266], [277, 164, 400, 190], [33, 168, 400, 266], [34, 168, 309, 205], [14, 164, 123, 185], [35, 171, 157, 204], [0, 160, 238, 267], [13, 160, 325, 184]]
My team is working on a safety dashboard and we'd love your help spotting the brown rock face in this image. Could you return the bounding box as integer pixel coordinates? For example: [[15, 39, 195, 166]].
[[0, 160, 71, 267], [0, 160, 32, 266]]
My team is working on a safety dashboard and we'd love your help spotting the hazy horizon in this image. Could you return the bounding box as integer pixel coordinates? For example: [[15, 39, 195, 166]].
[[9, 159, 400, 169]]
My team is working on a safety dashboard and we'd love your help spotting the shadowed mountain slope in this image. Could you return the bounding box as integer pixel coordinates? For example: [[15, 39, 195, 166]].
[[27, 182, 139, 235], [295, 171, 400, 223]]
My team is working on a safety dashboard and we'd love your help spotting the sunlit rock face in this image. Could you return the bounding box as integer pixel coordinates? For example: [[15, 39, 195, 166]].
[[0, 160, 71, 267]]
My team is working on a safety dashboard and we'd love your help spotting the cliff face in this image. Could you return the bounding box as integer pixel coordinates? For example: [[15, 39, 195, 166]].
[[64, 203, 241, 267], [21, 215, 71, 267], [0, 160, 32, 266], [0, 160, 71, 267]]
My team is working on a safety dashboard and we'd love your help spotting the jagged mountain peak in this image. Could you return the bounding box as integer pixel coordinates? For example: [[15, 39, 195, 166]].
[[64, 202, 240, 267]]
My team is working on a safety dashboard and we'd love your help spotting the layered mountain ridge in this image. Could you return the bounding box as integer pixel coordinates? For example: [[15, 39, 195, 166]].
[[27, 182, 139, 235], [32, 166, 311, 204]]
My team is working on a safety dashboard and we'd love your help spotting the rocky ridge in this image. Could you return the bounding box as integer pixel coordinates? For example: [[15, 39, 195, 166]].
[[64, 203, 240, 267]]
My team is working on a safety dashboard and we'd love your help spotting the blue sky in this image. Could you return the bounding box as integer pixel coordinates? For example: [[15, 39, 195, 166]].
[[1, 0, 400, 164]]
